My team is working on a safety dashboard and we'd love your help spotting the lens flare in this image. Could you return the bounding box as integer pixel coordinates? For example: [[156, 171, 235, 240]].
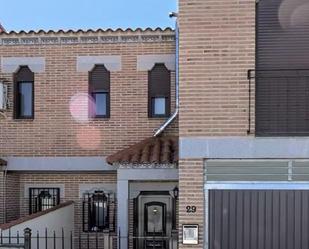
[[69, 93, 95, 123], [76, 126, 102, 150], [279, 0, 309, 29]]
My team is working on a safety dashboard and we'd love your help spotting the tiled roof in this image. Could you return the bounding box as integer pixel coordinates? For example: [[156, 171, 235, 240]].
[[0, 158, 7, 166], [0, 201, 74, 230], [107, 136, 178, 165], [0, 23, 5, 33], [0, 27, 175, 46], [0, 27, 173, 36]]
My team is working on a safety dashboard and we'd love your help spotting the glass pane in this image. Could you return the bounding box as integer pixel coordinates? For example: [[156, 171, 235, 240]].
[[95, 93, 107, 116], [94, 202, 104, 227], [19, 82, 33, 117], [154, 97, 166, 115], [147, 205, 163, 233]]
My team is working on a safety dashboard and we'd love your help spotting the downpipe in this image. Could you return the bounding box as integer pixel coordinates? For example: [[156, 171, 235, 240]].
[[2, 165, 7, 223], [154, 13, 179, 137]]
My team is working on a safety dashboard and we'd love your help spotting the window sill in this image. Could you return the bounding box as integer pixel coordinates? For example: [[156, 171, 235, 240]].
[[14, 118, 34, 121], [149, 116, 169, 119], [90, 117, 110, 121]]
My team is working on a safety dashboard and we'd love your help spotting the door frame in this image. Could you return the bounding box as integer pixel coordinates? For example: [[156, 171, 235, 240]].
[[204, 181, 309, 249]]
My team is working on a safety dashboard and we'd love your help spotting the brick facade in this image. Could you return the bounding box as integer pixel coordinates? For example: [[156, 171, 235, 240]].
[[5, 172, 20, 222], [179, 0, 255, 137], [0, 29, 177, 158], [178, 0, 256, 248], [0, 29, 179, 249], [178, 159, 204, 248], [16, 172, 116, 232]]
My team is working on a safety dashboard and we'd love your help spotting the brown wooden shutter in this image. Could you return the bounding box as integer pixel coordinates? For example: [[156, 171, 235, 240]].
[[148, 63, 171, 117], [14, 66, 34, 82], [88, 64, 110, 118], [89, 65, 110, 92], [256, 0, 309, 136], [14, 66, 34, 119]]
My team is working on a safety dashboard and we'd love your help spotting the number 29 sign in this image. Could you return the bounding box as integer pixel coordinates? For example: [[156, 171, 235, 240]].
[[186, 205, 197, 213]]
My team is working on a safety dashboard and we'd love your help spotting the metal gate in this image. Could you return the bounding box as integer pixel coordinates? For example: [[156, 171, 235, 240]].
[[208, 189, 309, 249]]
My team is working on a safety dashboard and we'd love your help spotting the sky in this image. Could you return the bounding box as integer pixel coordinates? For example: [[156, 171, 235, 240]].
[[0, 0, 177, 32]]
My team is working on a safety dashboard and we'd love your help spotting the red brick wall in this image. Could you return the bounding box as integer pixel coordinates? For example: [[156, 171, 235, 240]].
[[179, 0, 256, 137], [178, 0, 256, 248], [0, 30, 177, 158], [5, 172, 20, 222], [179, 159, 204, 248], [17, 172, 116, 224]]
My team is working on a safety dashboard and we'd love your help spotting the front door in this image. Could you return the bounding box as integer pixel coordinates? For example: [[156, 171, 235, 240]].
[[135, 192, 174, 249]]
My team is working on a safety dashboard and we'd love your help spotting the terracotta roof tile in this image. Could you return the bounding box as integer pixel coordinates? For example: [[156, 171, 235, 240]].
[[0, 27, 173, 36], [0, 23, 5, 33], [0, 158, 7, 166], [107, 136, 178, 165]]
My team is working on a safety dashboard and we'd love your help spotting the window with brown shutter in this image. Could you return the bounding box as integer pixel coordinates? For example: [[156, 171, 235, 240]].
[[89, 64, 110, 118], [148, 63, 171, 118], [14, 66, 34, 119]]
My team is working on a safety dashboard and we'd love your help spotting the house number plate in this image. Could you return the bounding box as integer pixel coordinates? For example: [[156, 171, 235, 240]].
[[186, 206, 197, 213]]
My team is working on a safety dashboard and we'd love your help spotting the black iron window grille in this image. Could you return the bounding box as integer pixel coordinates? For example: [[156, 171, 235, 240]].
[[29, 188, 60, 214], [83, 191, 111, 232]]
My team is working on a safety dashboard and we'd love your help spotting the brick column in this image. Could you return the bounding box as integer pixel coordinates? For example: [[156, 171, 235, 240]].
[[179, 159, 204, 249]]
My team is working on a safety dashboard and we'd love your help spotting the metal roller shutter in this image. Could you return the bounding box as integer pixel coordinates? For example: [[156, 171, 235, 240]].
[[209, 190, 309, 249], [256, 0, 309, 136]]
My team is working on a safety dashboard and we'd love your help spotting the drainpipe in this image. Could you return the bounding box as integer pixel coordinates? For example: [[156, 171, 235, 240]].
[[154, 13, 179, 137], [2, 165, 7, 223]]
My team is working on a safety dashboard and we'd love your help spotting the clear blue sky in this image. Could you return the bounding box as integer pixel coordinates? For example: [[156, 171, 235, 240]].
[[0, 0, 177, 32]]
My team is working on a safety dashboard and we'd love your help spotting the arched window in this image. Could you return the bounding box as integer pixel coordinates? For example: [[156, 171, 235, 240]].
[[14, 66, 34, 119], [89, 65, 110, 118], [148, 64, 171, 118]]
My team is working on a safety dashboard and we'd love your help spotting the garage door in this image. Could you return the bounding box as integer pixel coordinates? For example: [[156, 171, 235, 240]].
[[209, 190, 309, 249]]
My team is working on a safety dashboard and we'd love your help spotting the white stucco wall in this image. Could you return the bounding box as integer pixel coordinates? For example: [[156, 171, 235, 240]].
[[0, 203, 74, 249]]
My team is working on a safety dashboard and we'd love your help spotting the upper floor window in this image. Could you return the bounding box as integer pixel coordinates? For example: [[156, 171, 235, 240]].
[[83, 191, 111, 232], [255, 0, 309, 136], [14, 66, 34, 119], [148, 64, 171, 118], [89, 65, 110, 118], [29, 188, 60, 214]]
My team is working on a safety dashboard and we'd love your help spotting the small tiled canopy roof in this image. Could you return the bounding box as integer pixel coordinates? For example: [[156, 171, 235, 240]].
[[107, 136, 178, 165], [0, 158, 7, 166], [0, 23, 5, 33]]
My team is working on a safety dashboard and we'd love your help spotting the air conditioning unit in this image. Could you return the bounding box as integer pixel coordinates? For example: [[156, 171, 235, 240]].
[[0, 82, 8, 110]]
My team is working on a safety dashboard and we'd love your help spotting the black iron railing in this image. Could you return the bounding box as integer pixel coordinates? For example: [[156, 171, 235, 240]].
[[0, 228, 116, 249]]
